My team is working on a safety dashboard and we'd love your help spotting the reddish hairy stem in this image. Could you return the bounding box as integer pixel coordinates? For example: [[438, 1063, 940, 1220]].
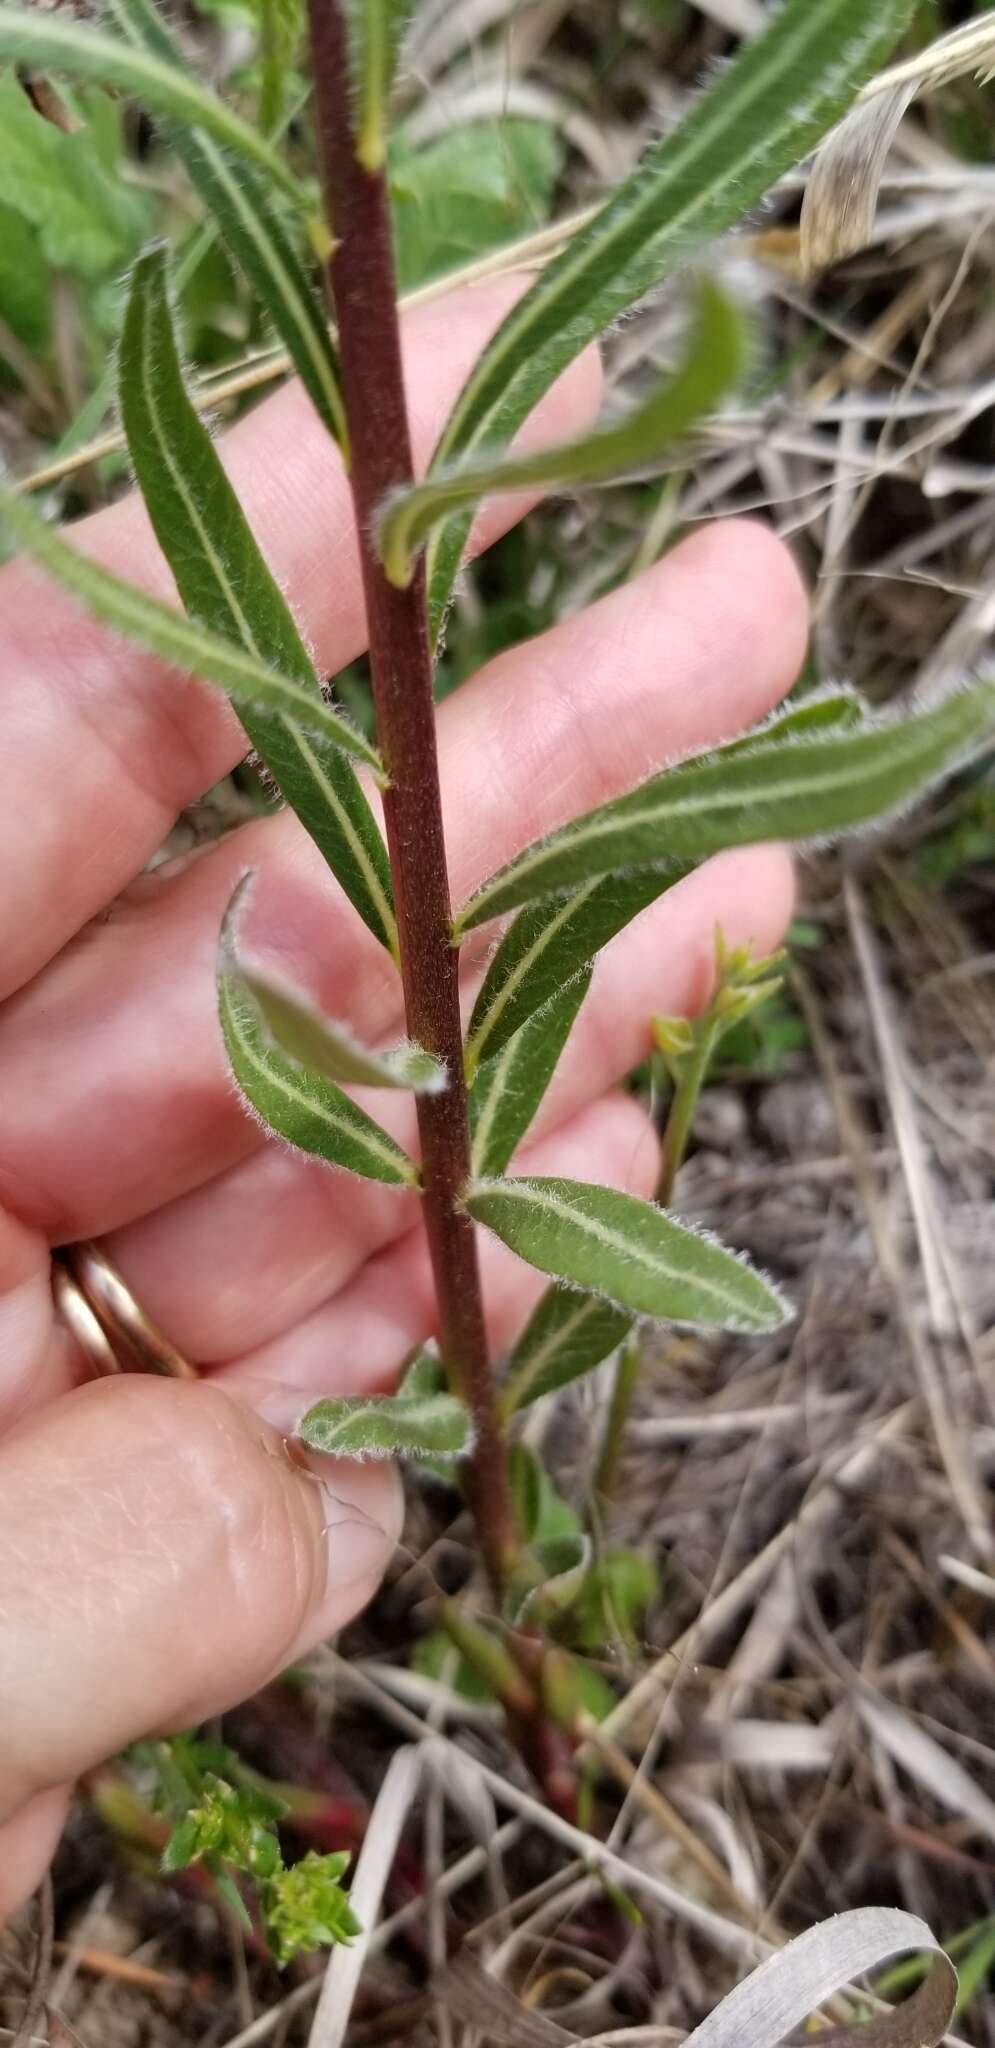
[[305, 0, 516, 1591]]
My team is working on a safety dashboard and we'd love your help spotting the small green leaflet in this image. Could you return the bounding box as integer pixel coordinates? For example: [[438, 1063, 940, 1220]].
[[456, 682, 995, 932], [379, 283, 741, 588], [116, 247, 394, 952], [0, 10, 302, 201], [297, 1385, 473, 1461], [499, 1285, 632, 1417], [469, 969, 591, 1174], [424, 0, 915, 637], [0, 488, 384, 778], [245, 970, 446, 1093], [105, 0, 346, 446], [344, 0, 409, 172], [219, 886, 417, 1187], [510, 1532, 592, 1628], [466, 1177, 791, 1332], [461, 693, 870, 1071]]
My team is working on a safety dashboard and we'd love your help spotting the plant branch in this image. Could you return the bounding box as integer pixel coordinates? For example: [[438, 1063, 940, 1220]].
[[304, 0, 516, 1592]]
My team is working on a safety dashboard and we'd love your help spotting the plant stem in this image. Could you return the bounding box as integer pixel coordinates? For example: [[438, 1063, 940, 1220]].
[[305, 0, 516, 1593], [592, 1327, 640, 1505]]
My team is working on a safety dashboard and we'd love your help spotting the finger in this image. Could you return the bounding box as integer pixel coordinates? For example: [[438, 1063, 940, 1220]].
[[224, 1088, 662, 1414], [0, 1209, 78, 1434], [0, 1786, 69, 1925], [101, 842, 791, 1365], [0, 1376, 402, 1831], [0, 522, 807, 1241], [0, 280, 602, 1000]]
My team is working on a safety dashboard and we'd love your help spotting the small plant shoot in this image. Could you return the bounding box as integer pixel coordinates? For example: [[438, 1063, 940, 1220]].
[[5, 0, 993, 1874]]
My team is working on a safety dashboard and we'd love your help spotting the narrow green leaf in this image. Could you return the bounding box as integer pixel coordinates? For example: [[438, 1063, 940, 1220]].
[[424, 0, 915, 637], [469, 968, 590, 1172], [117, 245, 394, 951], [297, 1387, 473, 1461], [0, 487, 386, 778], [219, 884, 417, 1187], [0, 10, 303, 201], [379, 283, 741, 588], [246, 969, 446, 1093], [457, 682, 995, 932], [462, 692, 872, 1070], [467, 1176, 791, 1332], [104, 0, 346, 446], [510, 1533, 592, 1627], [345, 0, 409, 171], [499, 1285, 632, 1417], [465, 872, 678, 1074], [508, 1443, 582, 1547]]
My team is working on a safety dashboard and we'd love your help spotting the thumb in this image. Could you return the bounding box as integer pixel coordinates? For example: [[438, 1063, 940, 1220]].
[[0, 1373, 401, 1910]]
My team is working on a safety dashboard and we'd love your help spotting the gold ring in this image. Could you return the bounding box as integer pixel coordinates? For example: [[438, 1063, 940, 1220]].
[[54, 1241, 198, 1381]]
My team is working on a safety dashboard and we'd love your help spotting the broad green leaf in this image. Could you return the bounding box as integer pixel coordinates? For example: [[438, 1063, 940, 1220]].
[[345, 0, 409, 171], [245, 969, 446, 1092], [569, 1549, 660, 1654], [467, 1176, 791, 1332], [456, 682, 995, 932], [390, 120, 562, 294], [424, 0, 915, 637], [469, 968, 590, 1172], [499, 1285, 632, 1417], [380, 283, 742, 588], [461, 694, 867, 1072], [0, 488, 385, 777], [104, 0, 345, 445], [0, 11, 303, 201], [219, 886, 417, 1187], [297, 1387, 473, 1461], [117, 246, 394, 952], [0, 73, 148, 280]]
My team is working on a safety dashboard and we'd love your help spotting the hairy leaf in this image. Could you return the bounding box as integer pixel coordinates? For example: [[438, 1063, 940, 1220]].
[[461, 691, 874, 1067], [105, 0, 345, 444], [117, 246, 395, 950], [345, 0, 409, 171], [0, 10, 302, 199], [297, 1387, 473, 1460], [424, 0, 915, 637], [0, 489, 385, 777], [457, 682, 995, 932], [466, 1177, 791, 1332], [219, 886, 417, 1186], [246, 970, 446, 1092], [469, 969, 591, 1172], [380, 283, 741, 587], [464, 872, 675, 1075], [499, 1285, 632, 1417]]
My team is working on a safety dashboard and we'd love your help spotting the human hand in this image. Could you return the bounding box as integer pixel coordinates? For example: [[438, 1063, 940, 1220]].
[[0, 280, 806, 1916]]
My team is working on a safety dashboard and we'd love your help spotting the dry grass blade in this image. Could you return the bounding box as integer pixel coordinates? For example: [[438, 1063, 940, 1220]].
[[306, 1745, 423, 2048], [802, 7, 995, 272], [439, 1953, 576, 2046], [682, 1908, 955, 2048], [858, 1695, 995, 1853]]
